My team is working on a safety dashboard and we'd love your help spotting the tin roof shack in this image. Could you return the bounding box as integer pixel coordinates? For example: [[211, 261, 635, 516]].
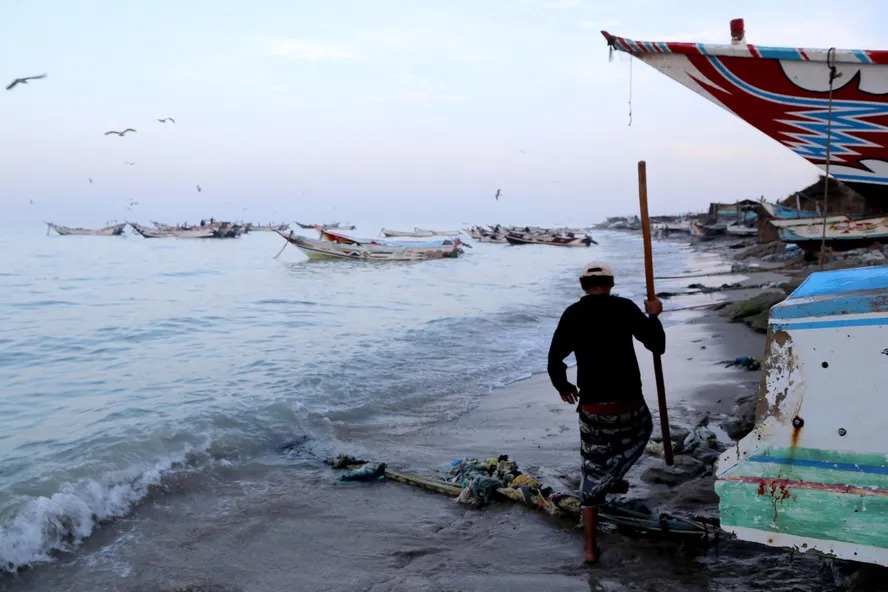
[[715, 265, 888, 567]]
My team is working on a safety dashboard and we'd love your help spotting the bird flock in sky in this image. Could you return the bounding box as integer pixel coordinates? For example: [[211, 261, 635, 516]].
[[6, 73, 205, 208], [9, 72, 510, 207]]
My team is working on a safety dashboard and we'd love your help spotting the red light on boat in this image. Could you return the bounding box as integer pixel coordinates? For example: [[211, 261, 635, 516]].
[[730, 18, 745, 43]]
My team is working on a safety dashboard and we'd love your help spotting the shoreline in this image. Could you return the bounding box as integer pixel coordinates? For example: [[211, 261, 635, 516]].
[[6, 237, 869, 592]]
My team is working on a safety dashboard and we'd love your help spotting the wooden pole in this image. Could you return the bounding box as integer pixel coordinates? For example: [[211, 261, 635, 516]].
[[637, 161, 674, 466]]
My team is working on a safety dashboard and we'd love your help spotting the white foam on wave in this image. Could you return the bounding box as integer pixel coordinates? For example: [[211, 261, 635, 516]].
[[0, 445, 204, 573]]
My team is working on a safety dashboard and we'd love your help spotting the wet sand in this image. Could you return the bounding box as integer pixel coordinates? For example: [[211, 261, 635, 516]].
[[6, 300, 851, 592]]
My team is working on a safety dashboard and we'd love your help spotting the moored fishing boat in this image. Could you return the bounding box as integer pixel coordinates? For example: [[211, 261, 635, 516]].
[[762, 202, 837, 221], [318, 228, 463, 248], [725, 221, 757, 237], [769, 215, 850, 228], [130, 221, 243, 239], [504, 231, 595, 247], [130, 222, 216, 238], [46, 222, 126, 236], [777, 216, 888, 252], [380, 228, 435, 238], [657, 221, 691, 234], [413, 227, 461, 236], [689, 221, 726, 240], [250, 223, 290, 232], [276, 232, 462, 261], [465, 226, 506, 242], [296, 221, 354, 230], [715, 265, 888, 567]]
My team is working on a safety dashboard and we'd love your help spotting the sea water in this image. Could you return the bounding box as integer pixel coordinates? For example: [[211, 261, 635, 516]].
[[0, 224, 723, 573]]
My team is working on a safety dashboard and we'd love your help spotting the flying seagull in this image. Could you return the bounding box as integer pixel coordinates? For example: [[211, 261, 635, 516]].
[[157, 117, 176, 123], [88, 177, 93, 184], [105, 129, 136, 136], [6, 74, 47, 91], [124, 161, 136, 165], [495, 189, 501, 201], [196, 184, 202, 192]]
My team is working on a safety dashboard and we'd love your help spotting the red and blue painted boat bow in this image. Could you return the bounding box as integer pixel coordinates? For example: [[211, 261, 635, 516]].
[[602, 23, 888, 204]]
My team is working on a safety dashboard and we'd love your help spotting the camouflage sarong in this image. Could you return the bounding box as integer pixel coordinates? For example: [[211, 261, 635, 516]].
[[578, 401, 652, 507]]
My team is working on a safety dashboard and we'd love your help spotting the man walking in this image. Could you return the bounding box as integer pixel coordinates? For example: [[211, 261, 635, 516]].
[[547, 261, 665, 564]]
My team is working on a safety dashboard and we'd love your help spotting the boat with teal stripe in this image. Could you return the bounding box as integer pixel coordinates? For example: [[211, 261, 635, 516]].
[[715, 265, 888, 567]]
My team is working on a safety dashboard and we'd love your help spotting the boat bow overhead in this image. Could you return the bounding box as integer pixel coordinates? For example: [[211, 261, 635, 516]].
[[602, 22, 888, 205]]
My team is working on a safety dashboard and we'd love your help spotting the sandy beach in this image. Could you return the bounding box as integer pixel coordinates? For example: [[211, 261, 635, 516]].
[[8, 237, 886, 592]]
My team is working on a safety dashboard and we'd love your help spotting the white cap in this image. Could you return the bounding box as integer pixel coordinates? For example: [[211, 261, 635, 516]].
[[580, 261, 614, 278]]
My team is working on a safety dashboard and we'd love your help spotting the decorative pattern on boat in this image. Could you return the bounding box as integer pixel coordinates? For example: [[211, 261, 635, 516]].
[[602, 31, 888, 201]]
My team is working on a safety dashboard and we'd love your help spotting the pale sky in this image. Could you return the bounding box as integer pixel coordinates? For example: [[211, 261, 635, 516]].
[[2, 0, 887, 228]]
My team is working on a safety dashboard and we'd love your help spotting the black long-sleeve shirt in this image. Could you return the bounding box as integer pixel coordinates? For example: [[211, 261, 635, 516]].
[[547, 294, 666, 404]]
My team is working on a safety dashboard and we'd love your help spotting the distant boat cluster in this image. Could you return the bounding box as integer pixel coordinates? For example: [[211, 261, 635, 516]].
[[597, 190, 886, 255], [465, 225, 597, 246], [45, 218, 605, 262], [273, 223, 600, 262], [46, 220, 290, 238]]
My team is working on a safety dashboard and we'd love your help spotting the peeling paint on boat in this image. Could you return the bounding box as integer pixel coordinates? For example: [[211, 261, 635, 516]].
[[716, 265, 888, 566]]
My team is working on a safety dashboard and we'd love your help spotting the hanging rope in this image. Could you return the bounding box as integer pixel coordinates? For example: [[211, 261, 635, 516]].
[[628, 57, 633, 126], [819, 47, 838, 271]]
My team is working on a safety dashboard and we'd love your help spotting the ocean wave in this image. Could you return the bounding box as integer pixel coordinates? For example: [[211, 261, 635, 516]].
[[0, 445, 207, 573], [7, 300, 79, 308]]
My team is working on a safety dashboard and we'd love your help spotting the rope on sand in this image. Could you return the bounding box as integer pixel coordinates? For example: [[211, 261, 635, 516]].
[[327, 454, 715, 544]]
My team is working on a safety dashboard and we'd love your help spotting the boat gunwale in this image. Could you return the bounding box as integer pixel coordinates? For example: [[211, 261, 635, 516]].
[[601, 30, 888, 64]]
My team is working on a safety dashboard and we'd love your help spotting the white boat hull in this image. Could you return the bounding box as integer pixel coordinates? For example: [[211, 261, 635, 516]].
[[769, 216, 849, 228], [715, 265, 888, 567], [414, 227, 460, 236], [778, 216, 888, 251], [278, 233, 461, 261], [47, 223, 126, 236], [381, 228, 435, 238], [726, 224, 757, 237]]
